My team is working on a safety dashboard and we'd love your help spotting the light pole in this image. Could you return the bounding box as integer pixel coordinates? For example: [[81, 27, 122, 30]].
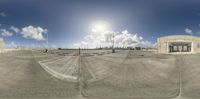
[[43, 32, 49, 53], [46, 32, 49, 48], [112, 32, 115, 53]]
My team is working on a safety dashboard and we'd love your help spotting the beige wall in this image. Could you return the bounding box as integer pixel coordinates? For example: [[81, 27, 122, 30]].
[[157, 35, 200, 54]]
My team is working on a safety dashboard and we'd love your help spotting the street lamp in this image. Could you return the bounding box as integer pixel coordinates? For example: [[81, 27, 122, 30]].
[[46, 32, 49, 48], [112, 32, 115, 53]]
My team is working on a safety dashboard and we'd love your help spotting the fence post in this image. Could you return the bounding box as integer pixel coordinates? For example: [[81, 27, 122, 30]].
[[79, 48, 81, 56]]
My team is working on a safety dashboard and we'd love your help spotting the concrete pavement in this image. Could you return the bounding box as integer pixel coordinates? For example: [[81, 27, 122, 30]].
[[0, 50, 79, 98]]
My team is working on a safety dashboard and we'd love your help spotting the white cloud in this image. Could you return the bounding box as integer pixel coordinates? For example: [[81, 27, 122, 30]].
[[21, 25, 47, 41], [5, 41, 17, 48], [138, 41, 156, 48], [10, 26, 20, 33], [0, 12, 6, 17], [185, 28, 193, 35], [73, 29, 155, 48], [114, 30, 142, 47], [50, 44, 57, 48], [0, 29, 13, 36]]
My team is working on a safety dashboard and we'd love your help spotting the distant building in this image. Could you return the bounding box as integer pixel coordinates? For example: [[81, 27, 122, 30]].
[[157, 35, 200, 54]]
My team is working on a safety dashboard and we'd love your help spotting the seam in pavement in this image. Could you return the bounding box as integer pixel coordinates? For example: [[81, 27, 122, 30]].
[[38, 61, 78, 82], [81, 57, 96, 79]]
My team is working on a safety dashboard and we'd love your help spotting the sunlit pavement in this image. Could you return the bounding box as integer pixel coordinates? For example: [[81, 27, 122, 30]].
[[0, 50, 200, 99], [38, 56, 79, 82], [0, 50, 79, 98]]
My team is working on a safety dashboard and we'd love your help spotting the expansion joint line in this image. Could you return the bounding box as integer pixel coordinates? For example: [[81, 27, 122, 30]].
[[175, 56, 183, 98], [179, 56, 183, 97], [77, 55, 84, 98], [121, 50, 131, 64]]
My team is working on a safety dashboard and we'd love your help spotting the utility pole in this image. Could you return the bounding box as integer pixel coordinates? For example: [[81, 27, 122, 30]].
[[112, 32, 115, 53], [44, 32, 49, 53], [46, 32, 49, 48], [79, 47, 81, 55]]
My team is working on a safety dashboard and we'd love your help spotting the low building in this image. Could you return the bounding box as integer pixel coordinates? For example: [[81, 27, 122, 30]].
[[157, 35, 200, 54]]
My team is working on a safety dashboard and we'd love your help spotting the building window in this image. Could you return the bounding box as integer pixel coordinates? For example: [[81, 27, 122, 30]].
[[173, 46, 178, 51], [197, 43, 200, 48]]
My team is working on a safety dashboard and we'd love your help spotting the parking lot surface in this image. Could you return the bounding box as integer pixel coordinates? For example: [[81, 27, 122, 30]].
[[0, 50, 200, 99]]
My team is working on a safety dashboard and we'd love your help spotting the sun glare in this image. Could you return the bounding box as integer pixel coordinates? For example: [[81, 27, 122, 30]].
[[91, 21, 110, 32]]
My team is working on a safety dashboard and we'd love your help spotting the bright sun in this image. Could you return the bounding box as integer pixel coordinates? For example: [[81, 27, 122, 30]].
[[91, 21, 110, 32]]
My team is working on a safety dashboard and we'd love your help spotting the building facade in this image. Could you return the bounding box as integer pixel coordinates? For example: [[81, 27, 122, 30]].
[[157, 35, 200, 54]]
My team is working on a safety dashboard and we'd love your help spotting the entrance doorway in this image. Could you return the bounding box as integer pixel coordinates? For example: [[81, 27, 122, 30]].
[[169, 42, 192, 53]]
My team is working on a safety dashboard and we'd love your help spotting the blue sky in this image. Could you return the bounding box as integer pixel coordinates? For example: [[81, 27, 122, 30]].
[[0, 0, 200, 48]]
